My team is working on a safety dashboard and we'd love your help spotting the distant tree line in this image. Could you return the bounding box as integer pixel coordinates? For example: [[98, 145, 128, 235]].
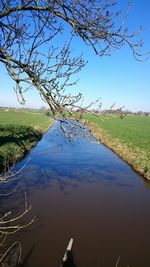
[[0, 106, 150, 116], [90, 109, 150, 116]]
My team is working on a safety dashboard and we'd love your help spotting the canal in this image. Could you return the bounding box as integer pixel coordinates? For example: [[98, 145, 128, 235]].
[[1, 121, 150, 267]]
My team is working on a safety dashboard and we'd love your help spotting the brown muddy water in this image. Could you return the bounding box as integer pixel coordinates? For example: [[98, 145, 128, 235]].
[[1, 121, 150, 267]]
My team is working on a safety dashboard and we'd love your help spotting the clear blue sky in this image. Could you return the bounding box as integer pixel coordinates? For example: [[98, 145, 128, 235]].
[[0, 0, 150, 111]]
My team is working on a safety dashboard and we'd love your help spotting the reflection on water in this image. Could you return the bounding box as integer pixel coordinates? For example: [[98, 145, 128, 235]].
[[1, 121, 150, 267]]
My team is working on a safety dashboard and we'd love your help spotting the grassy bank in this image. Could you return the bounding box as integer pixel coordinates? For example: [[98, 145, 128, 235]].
[[85, 114, 150, 180], [0, 109, 53, 171]]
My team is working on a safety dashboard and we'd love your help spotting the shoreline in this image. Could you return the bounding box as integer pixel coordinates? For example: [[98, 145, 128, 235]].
[[87, 121, 150, 181], [0, 122, 53, 174]]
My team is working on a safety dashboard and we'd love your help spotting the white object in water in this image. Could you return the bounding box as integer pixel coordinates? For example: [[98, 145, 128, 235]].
[[62, 238, 73, 262]]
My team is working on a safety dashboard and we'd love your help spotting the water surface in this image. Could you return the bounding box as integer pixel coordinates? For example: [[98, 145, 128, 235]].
[[1, 122, 150, 267]]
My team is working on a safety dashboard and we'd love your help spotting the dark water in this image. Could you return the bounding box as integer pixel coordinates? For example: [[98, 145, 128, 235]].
[[1, 122, 150, 267]]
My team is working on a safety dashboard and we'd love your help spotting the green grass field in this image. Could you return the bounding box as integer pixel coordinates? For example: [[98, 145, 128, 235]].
[[0, 109, 52, 172], [85, 114, 150, 180]]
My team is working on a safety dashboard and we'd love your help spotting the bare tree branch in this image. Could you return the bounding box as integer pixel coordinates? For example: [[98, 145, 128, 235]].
[[0, 0, 144, 117], [0, 241, 22, 266], [0, 191, 36, 246], [0, 161, 35, 249]]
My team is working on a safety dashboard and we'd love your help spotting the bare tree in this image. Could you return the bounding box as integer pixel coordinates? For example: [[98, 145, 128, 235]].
[[0, 1, 145, 263], [0, 0, 144, 117]]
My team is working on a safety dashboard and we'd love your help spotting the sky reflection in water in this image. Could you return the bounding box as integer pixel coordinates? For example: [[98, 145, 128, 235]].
[[1, 121, 150, 267]]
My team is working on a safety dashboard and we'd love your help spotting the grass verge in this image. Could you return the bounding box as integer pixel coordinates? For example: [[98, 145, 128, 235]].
[[85, 115, 150, 180], [0, 109, 53, 171]]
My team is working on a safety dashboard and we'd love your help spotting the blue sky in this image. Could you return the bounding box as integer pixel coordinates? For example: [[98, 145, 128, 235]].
[[0, 0, 150, 111]]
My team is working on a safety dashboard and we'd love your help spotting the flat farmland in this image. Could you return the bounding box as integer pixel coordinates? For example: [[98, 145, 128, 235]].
[[0, 109, 52, 171], [85, 114, 150, 180]]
